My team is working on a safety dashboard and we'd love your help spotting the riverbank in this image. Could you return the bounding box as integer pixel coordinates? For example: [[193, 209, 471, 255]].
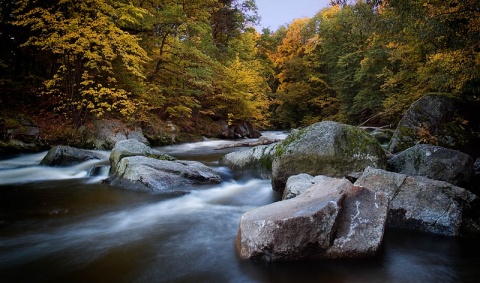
[[0, 109, 266, 155]]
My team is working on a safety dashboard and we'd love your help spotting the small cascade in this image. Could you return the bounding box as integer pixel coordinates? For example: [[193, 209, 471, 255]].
[[88, 164, 110, 177], [0, 152, 110, 185]]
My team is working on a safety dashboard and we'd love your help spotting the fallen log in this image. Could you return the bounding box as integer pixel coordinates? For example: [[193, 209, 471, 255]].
[[215, 138, 282, 150]]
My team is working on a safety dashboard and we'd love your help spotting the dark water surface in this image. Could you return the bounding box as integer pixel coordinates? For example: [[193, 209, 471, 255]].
[[1, 135, 480, 283]]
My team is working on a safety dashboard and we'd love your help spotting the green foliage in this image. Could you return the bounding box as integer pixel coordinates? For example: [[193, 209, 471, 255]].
[[136, 0, 268, 128], [260, 0, 480, 129], [4, 0, 480, 139], [270, 17, 339, 128]]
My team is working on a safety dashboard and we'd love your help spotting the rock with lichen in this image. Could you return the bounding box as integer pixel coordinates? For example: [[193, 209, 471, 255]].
[[236, 178, 389, 261], [282, 174, 334, 200], [87, 119, 149, 150], [218, 143, 278, 178], [354, 167, 479, 236], [110, 139, 176, 172], [272, 121, 387, 192], [40, 145, 106, 166], [388, 144, 474, 186], [105, 156, 222, 193]]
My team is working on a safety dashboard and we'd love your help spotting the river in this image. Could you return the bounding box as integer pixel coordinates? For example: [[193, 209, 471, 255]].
[[1, 133, 480, 283]]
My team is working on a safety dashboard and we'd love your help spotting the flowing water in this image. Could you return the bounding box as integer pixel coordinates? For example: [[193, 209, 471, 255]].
[[1, 133, 480, 283]]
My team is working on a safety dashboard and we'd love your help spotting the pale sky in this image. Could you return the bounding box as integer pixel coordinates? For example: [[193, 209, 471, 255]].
[[255, 0, 332, 31]]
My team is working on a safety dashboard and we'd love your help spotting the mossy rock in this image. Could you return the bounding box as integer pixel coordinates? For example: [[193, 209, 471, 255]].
[[109, 139, 176, 173], [0, 112, 41, 153], [272, 121, 387, 192], [387, 144, 474, 187], [388, 94, 480, 157], [219, 143, 278, 178]]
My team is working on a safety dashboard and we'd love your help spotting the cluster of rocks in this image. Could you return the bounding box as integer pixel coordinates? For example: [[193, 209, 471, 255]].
[[40, 139, 222, 194], [224, 94, 480, 262], [33, 94, 480, 263], [237, 177, 389, 261]]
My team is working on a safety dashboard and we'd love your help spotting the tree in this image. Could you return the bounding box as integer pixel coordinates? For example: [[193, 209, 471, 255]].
[[317, 3, 387, 124], [420, 0, 480, 96], [211, 0, 259, 56], [208, 30, 271, 127], [135, 0, 266, 127], [135, 0, 218, 123], [271, 17, 338, 128], [15, 0, 150, 128]]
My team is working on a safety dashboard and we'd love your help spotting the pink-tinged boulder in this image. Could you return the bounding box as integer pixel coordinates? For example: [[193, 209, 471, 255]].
[[236, 178, 389, 261], [325, 186, 389, 258], [282, 174, 334, 200]]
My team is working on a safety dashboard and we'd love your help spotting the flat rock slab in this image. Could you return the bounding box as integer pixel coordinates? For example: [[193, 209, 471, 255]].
[[106, 156, 222, 193], [326, 186, 388, 258]]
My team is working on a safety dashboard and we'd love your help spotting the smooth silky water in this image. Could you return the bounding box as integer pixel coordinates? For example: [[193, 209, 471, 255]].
[[1, 133, 480, 283]]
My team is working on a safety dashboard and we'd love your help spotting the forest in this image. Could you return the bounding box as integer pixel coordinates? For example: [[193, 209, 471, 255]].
[[0, 0, 479, 145]]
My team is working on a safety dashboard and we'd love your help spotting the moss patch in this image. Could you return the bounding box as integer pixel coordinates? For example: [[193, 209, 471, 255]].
[[275, 128, 305, 157]]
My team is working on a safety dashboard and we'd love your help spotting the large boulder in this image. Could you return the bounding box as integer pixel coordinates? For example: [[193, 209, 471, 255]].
[[110, 139, 175, 172], [354, 167, 479, 236], [272, 121, 387, 192], [324, 186, 388, 259], [218, 143, 278, 178], [282, 174, 333, 200], [40, 145, 106, 166], [106, 156, 222, 193], [388, 94, 480, 157], [236, 178, 389, 261], [87, 119, 149, 150], [388, 144, 474, 186]]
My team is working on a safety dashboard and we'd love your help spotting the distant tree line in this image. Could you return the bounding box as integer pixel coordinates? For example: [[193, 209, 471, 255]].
[[0, 0, 478, 134]]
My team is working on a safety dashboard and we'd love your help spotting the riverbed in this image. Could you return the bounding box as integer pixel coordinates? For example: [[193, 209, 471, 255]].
[[1, 134, 480, 282]]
